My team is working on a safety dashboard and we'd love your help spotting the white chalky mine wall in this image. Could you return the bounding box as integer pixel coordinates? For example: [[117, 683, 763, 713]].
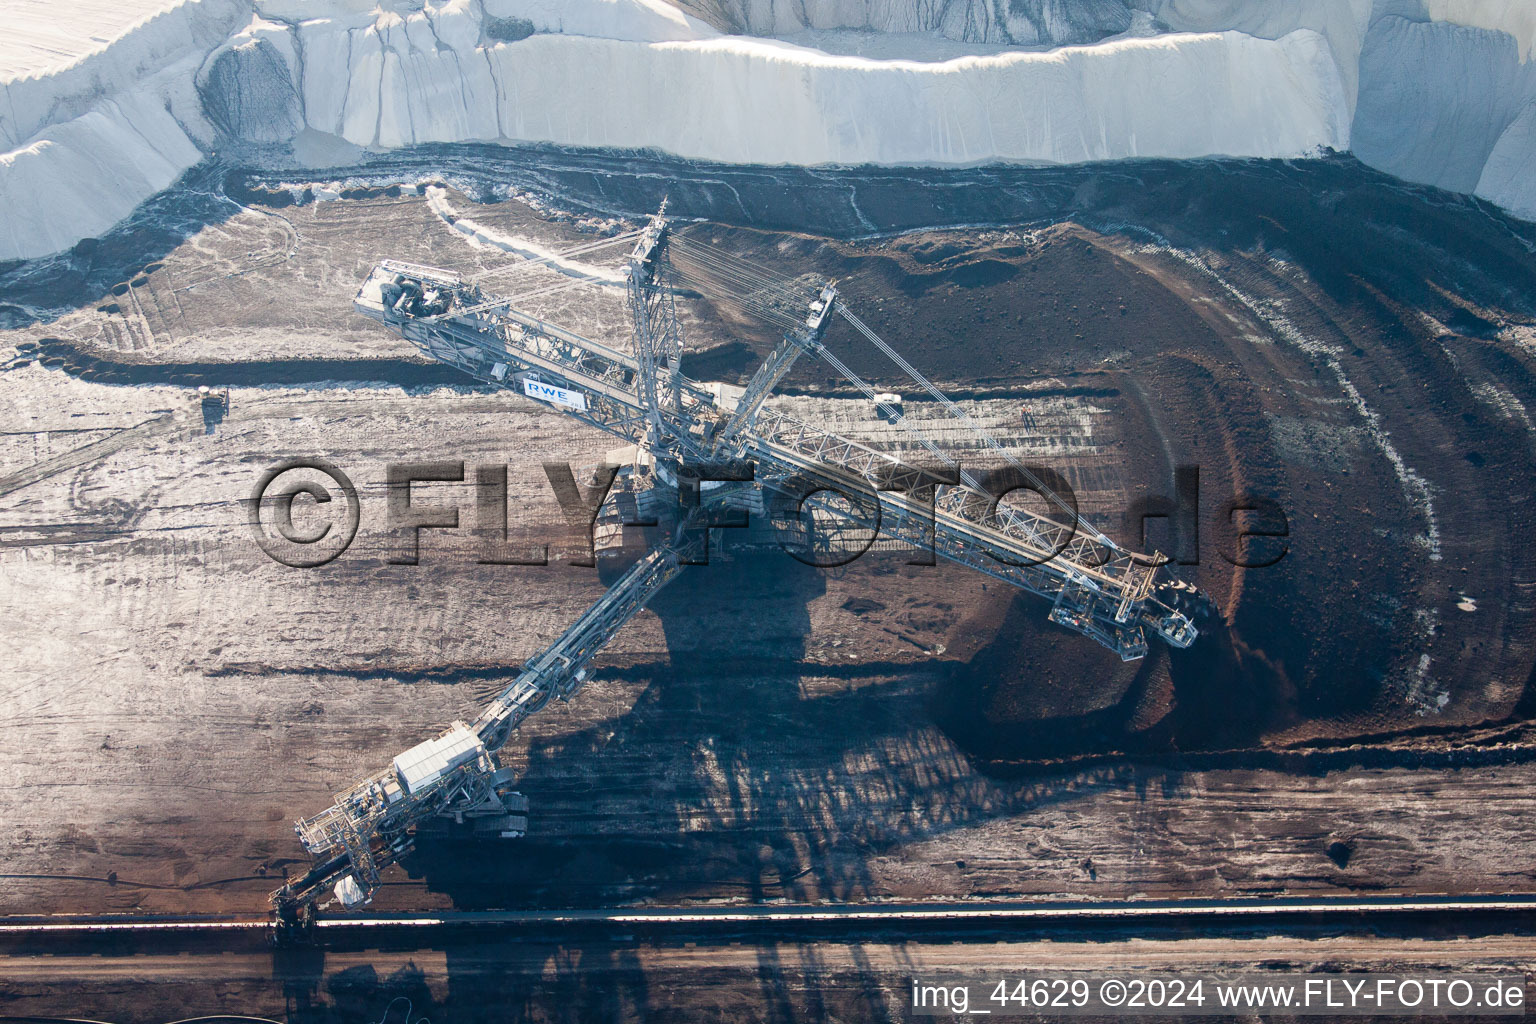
[[1, 0, 1533, 261]]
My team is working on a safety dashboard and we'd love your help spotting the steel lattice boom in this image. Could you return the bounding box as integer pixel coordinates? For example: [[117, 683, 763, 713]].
[[270, 208, 1200, 929]]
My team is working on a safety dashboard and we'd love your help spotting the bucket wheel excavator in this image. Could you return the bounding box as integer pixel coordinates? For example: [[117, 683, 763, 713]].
[[269, 205, 1200, 935]]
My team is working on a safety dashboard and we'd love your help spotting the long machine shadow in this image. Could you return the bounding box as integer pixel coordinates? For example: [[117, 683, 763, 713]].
[[402, 549, 1142, 915]]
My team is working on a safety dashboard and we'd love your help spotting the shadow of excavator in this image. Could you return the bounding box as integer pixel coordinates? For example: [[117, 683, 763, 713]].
[[397, 547, 1165, 911]]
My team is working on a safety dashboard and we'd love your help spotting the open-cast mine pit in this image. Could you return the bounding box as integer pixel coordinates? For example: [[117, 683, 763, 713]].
[[2, 148, 1536, 1018]]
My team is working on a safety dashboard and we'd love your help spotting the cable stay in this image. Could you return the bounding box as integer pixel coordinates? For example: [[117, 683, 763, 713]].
[[833, 303, 1117, 550], [665, 233, 1105, 548], [467, 229, 644, 284], [271, 203, 1203, 934]]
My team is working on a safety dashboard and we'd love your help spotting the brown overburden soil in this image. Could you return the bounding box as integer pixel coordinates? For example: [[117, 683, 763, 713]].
[[2, 152, 1536, 1019]]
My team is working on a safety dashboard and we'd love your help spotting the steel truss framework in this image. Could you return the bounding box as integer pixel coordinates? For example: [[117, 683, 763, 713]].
[[270, 210, 1199, 927]]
